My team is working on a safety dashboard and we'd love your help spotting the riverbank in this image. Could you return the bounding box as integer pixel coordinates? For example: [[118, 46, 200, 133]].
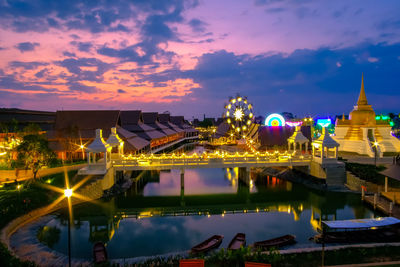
[[0, 170, 79, 266]]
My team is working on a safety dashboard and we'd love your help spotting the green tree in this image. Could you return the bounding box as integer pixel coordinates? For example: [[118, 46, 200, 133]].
[[14, 134, 56, 180], [22, 123, 42, 136]]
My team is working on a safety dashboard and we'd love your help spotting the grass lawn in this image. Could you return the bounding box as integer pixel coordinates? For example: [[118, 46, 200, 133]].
[[0, 170, 77, 266]]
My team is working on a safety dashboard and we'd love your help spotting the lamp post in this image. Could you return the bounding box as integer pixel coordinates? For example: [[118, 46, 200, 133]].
[[64, 188, 73, 267], [373, 142, 379, 167]]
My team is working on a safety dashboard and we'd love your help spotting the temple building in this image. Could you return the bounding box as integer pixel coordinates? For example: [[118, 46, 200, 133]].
[[333, 75, 400, 157]]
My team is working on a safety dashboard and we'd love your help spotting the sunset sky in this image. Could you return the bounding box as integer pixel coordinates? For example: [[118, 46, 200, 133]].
[[0, 0, 400, 119]]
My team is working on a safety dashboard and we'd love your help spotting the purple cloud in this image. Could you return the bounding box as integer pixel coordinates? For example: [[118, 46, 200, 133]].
[[15, 42, 40, 52]]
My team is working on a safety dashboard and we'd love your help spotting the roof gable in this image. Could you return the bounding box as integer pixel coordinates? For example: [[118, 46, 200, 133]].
[[142, 112, 158, 124], [120, 110, 142, 125], [55, 110, 120, 130]]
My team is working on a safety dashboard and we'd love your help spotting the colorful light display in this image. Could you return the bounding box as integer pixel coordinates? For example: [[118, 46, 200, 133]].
[[316, 118, 331, 127], [265, 113, 286, 127], [285, 121, 303, 127], [376, 115, 390, 120], [224, 94, 254, 137]]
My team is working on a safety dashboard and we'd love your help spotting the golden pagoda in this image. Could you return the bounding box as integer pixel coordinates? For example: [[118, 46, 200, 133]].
[[333, 74, 400, 157]]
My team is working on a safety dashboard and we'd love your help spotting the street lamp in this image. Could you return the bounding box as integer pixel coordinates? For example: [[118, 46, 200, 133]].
[[373, 142, 379, 167], [64, 188, 73, 267]]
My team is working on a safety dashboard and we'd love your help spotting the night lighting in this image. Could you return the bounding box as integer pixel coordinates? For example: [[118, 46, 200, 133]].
[[317, 118, 331, 127], [265, 113, 285, 127], [234, 108, 244, 120], [286, 121, 303, 127], [64, 188, 73, 198]]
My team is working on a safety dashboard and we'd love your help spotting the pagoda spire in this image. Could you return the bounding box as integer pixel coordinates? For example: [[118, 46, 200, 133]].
[[357, 73, 368, 106]]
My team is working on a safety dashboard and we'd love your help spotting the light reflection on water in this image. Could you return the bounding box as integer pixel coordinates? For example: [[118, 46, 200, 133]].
[[33, 167, 376, 259]]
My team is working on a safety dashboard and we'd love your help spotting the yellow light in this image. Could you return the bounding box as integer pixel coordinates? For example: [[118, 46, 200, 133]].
[[226, 111, 230, 117], [17, 184, 22, 190], [227, 118, 231, 123], [230, 133, 233, 137], [79, 145, 84, 149], [242, 125, 247, 130], [247, 120, 251, 125], [248, 104, 252, 108], [64, 188, 73, 198], [249, 113, 253, 118], [207, 214, 211, 218], [228, 104, 231, 109], [374, 142, 379, 147], [236, 128, 240, 132], [238, 97, 242, 102], [231, 99, 236, 103], [234, 108, 244, 121], [46, 179, 52, 184]]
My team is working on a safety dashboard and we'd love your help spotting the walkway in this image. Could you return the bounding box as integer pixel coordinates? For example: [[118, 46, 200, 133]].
[[112, 152, 312, 171]]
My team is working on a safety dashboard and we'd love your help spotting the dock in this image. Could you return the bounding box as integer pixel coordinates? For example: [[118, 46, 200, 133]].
[[364, 194, 400, 218]]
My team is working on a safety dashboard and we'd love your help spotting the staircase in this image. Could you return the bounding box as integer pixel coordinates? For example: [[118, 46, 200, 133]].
[[75, 175, 104, 200], [344, 127, 363, 140]]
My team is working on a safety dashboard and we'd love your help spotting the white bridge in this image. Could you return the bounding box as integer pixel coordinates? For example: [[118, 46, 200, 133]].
[[79, 151, 312, 175], [112, 152, 312, 171], [77, 128, 345, 189]]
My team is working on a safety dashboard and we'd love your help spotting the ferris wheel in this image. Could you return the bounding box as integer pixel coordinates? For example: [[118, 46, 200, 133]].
[[224, 94, 254, 138]]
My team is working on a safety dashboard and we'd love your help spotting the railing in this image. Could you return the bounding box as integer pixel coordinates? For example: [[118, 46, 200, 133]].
[[112, 152, 312, 169]]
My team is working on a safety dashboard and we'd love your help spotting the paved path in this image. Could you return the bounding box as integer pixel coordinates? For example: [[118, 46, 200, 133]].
[[341, 156, 394, 165]]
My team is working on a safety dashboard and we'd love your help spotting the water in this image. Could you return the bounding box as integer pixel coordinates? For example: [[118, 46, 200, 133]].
[[33, 167, 376, 259]]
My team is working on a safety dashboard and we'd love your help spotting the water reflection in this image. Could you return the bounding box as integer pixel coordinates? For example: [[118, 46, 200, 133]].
[[41, 168, 377, 259]]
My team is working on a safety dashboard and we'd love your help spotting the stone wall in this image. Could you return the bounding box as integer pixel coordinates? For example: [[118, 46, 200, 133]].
[[345, 171, 400, 193], [309, 161, 346, 188]]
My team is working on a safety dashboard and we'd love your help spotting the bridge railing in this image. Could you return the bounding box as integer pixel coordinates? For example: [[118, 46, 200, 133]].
[[112, 154, 312, 168]]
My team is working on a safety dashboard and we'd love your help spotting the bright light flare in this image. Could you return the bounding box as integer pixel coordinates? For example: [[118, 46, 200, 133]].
[[64, 188, 73, 198], [234, 108, 244, 121]]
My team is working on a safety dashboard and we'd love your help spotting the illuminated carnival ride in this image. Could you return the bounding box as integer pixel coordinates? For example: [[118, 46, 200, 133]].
[[224, 95, 254, 139]]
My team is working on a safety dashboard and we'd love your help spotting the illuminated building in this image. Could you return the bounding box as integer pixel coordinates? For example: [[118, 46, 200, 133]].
[[333, 74, 400, 157]]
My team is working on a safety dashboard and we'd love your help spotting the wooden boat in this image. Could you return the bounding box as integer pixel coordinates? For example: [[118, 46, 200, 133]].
[[253, 234, 296, 249], [228, 233, 246, 250], [191, 235, 224, 253], [93, 242, 107, 263]]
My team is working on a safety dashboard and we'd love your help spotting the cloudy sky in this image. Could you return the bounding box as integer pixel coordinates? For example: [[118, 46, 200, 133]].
[[0, 0, 399, 119]]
